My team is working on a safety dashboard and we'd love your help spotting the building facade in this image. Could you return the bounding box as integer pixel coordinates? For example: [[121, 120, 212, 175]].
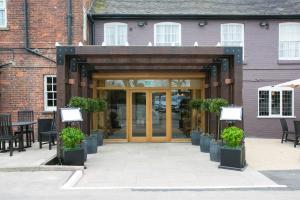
[[1, 0, 300, 140]]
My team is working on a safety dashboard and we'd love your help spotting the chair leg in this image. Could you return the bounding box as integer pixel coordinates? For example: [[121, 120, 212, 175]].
[[285, 133, 288, 142], [281, 133, 285, 143], [9, 140, 13, 156], [32, 131, 35, 143], [48, 135, 52, 150]]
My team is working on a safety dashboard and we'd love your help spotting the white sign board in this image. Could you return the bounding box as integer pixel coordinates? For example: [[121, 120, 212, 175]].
[[60, 108, 83, 122], [220, 107, 243, 121]]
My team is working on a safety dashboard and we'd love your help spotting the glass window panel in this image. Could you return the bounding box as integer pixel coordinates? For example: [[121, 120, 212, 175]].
[[155, 23, 180, 46], [259, 90, 269, 116], [105, 80, 127, 87], [48, 100, 53, 107], [279, 23, 300, 59], [172, 89, 192, 138], [221, 24, 243, 47], [101, 90, 127, 139], [282, 90, 292, 116], [104, 23, 128, 46], [128, 80, 168, 87], [132, 92, 146, 137], [47, 85, 52, 91], [47, 93, 53, 99], [171, 80, 201, 88], [0, 11, 4, 26], [271, 91, 280, 115]]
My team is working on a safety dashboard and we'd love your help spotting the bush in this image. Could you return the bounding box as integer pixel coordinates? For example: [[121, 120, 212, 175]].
[[209, 98, 229, 116], [221, 126, 244, 148], [189, 99, 204, 111], [61, 127, 85, 149], [69, 96, 106, 112]]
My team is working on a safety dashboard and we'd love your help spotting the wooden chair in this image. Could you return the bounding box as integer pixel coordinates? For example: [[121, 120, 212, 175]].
[[0, 114, 19, 156], [38, 112, 57, 150], [293, 121, 300, 148], [280, 118, 295, 143], [18, 110, 35, 143]]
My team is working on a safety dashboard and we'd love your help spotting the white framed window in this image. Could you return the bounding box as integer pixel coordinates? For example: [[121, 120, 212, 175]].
[[44, 75, 57, 112], [154, 22, 181, 46], [279, 22, 300, 60], [258, 86, 294, 118], [0, 0, 7, 28], [221, 23, 244, 57], [104, 22, 128, 46]]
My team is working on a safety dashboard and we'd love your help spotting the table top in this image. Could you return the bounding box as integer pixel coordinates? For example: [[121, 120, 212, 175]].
[[12, 121, 37, 126]]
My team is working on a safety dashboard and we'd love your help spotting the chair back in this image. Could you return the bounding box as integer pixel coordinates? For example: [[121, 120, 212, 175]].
[[294, 121, 300, 136], [50, 111, 57, 131], [0, 114, 13, 139], [18, 110, 34, 122], [38, 119, 52, 133], [280, 118, 288, 132]]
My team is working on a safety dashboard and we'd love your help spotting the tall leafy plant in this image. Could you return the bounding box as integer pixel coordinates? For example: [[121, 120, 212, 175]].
[[209, 98, 229, 140], [202, 99, 212, 134], [189, 99, 204, 132]]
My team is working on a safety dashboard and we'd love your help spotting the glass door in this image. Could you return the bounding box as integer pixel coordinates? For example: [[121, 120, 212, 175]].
[[131, 91, 148, 141], [151, 91, 169, 141]]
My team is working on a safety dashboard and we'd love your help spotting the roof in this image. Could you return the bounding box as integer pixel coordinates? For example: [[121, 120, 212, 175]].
[[90, 0, 300, 17]]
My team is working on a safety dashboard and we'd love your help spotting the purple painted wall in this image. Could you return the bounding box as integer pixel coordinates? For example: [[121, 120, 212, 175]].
[[94, 19, 300, 138]]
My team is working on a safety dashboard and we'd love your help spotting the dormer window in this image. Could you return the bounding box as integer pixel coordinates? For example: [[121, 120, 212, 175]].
[[104, 22, 128, 46], [154, 22, 181, 46]]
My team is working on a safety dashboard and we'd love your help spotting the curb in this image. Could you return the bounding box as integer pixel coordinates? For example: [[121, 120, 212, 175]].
[[61, 170, 84, 189], [0, 165, 84, 172]]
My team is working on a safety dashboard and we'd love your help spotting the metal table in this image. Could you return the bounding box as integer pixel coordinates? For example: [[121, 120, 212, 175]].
[[12, 121, 37, 151]]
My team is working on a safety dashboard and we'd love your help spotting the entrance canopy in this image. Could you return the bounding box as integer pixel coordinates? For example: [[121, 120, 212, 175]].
[[56, 46, 243, 135]]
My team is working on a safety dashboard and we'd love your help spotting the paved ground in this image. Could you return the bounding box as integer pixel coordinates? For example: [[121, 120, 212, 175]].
[[77, 143, 280, 189], [0, 143, 56, 169], [245, 138, 300, 170]]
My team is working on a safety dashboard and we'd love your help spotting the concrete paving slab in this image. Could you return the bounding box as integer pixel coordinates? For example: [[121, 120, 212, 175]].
[[0, 143, 56, 169], [76, 143, 281, 189]]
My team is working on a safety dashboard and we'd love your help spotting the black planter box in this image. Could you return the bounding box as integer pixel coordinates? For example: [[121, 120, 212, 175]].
[[219, 145, 246, 171], [63, 148, 85, 166], [191, 130, 201, 146], [209, 140, 221, 162], [86, 134, 98, 154], [200, 135, 211, 153]]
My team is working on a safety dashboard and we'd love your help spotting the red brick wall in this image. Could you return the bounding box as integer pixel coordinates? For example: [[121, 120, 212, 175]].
[[0, 0, 93, 136]]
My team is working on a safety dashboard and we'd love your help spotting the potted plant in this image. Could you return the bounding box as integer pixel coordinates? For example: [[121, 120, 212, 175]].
[[61, 127, 85, 166], [89, 98, 106, 146], [219, 126, 246, 170], [69, 96, 106, 154], [208, 98, 228, 161], [199, 99, 213, 153], [189, 99, 204, 145]]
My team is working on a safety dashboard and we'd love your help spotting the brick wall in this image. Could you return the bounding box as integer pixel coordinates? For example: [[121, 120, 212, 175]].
[[0, 0, 93, 136]]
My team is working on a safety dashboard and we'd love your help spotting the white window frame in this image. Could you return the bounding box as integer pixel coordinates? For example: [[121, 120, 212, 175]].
[[154, 22, 181, 46], [103, 22, 128, 46], [44, 75, 57, 112], [0, 0, 7, 28], [257, 86, 295, 118], [221, 23, 244, 58], [279, 22, 300, 60]]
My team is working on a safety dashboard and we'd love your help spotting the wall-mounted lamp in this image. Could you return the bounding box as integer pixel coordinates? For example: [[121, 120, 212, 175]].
[[198, 20, 207, 27], [137, 21, 147, 27], [259, 21, 269, 29]]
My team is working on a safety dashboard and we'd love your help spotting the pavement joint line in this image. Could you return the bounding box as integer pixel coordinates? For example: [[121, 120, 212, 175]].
[[61, 185, 287, 190]]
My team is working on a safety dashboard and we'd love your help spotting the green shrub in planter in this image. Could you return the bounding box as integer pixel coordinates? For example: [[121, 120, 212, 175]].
[[219, 126, 246, 170], [189, 99, 204, 146], [61, 127, 85, 166], [209, 98, 228, 140]]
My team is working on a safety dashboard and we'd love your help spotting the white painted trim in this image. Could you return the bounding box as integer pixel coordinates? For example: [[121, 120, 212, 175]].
[[154, 22, 181, 46], [44, 75, 57, 112], [0, 0, 7, 28], [278, 22, 300, 60], [103, 22, 128, 46], [62, 170, 84, 189]]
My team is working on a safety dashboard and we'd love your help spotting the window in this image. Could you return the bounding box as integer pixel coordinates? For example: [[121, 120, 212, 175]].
[[258, 87, 294, 118], [0, 0, 7, 28], [279, 23, 300, 60], [104, 22, 128, 46], [154, 22, 181, 46], [44, 75, 57, 111], [221, 23, 244, 47]]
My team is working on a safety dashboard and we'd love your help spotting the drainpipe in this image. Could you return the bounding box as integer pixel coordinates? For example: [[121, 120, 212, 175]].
[[23, 0, 56, 63], [87, 12, 95, 45], [67, 0, 73, 45]]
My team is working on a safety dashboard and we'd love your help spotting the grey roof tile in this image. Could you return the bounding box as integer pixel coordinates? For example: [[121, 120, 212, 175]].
[[90, 0, 300, 16]]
